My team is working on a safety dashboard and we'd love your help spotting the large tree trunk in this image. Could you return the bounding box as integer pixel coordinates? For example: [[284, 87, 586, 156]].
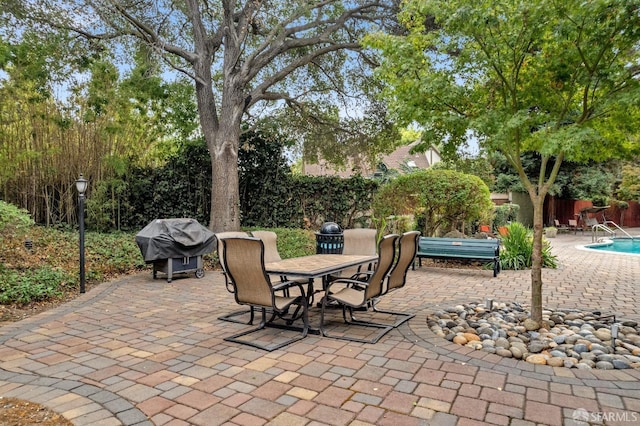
[[530, 193, 545, 324], [207, 22, 245, 232], [192, 70, 242, 233], [195, 82, 243, 233], [187, 0, 244, 233], [209, 116, 242, 232]]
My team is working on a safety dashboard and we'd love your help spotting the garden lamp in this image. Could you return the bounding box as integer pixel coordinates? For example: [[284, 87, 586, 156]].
[[76, 174, 88, 293]]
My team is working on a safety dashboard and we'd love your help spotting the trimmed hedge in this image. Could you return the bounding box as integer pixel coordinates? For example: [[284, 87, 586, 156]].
[[85, 138, 378, 231]]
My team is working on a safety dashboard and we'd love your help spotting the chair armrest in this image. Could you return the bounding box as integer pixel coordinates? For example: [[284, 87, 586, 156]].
[[326, 278, 371, 293], [273, 280, 307, 297], [349, 270, 374, 281]]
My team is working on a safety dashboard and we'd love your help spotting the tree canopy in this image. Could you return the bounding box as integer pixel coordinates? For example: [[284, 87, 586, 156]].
[[367, 0, 640, 322], [7, 0, 400, 232]]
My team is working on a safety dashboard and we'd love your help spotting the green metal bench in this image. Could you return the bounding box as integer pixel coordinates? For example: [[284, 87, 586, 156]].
[[415, 237, 501, 277]]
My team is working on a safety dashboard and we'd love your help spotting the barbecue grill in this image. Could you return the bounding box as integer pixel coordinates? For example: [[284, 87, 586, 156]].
[[135, 218, 215, 282]]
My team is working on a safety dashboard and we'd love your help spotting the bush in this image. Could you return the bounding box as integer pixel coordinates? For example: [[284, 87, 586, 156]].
[[246, 174, 378, 229], [493, 203, 519, 230], [591, 195, 609, 207], [372, 169, 493, 237], [375, 214, 416, 236], [499, 222, 557, 270], [86, 135, 379, 231], [0, 225, 316, 306]]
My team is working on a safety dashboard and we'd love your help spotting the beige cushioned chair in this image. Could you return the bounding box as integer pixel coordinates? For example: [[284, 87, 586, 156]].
[[251, 230, 311, 288], [372, 231, 420, 327], [215, 231, 253, 324], [320, 234, 399, 344], [222, 237, 309, 351], [328, 228, 378, 281]]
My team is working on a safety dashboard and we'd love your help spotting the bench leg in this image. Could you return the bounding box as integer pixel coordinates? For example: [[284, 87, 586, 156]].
[[413, 257, 422, 270]]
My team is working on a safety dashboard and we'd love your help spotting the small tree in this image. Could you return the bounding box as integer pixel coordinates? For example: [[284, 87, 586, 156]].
[[372, 169, 493, 237], [367, 0, 640, 323]]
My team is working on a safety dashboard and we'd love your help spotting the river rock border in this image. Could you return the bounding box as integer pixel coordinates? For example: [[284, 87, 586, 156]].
[[426, 302, 640, 370]]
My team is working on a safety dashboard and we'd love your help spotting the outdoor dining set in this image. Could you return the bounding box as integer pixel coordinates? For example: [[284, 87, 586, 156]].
[[215, 229, 421, 351]]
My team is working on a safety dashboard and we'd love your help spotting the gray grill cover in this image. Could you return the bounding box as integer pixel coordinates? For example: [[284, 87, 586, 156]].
[[135, 218, 215, 262]]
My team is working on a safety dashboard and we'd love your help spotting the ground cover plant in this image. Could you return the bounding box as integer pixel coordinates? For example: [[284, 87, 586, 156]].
[[0, 225, 148, 321], [0, 200, 317, 322]]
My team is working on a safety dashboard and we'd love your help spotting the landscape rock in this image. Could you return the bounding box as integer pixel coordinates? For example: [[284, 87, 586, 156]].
[[426, 302, 640, 370], [523, 318, 540, 331], [547, 357, 565, 367], [526, 354, 547, 365], [453, 335, 467, 345]]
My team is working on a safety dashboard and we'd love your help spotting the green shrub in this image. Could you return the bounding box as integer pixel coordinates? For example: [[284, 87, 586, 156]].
[[591, 195, 609, 207], [374, 214, 416, 236], [0, 268, 71, 305], [493, 203, 519, 230], [0, 227, 148, 306], [0, 201, 34, 236], [372, 169, 493, 237], [85, 231, 147, 275], [499, 222, 557, 270]]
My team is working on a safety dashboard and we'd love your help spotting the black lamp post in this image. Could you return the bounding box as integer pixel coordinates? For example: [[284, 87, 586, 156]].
[[76, 174, 88, 293]]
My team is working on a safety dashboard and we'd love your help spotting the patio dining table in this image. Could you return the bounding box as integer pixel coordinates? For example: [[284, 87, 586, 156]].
[[264, 254, 378, 334], [265, 253, 377, 295]]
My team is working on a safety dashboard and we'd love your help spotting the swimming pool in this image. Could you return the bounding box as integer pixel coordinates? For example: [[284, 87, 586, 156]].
[[582, 238, 640, 255]]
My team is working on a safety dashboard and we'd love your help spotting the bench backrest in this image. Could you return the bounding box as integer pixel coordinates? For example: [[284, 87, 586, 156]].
[[418, 237, 499, 257]]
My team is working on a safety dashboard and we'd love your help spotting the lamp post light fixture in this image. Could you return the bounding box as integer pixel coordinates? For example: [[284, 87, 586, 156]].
[[76, 174, 88, 293]]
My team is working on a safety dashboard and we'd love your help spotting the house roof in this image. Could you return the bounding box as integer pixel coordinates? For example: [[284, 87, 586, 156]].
[[303, 142, 438, 177]]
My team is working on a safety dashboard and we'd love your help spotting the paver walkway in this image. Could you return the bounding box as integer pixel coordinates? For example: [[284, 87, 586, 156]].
[[0, 230, 639, 425]]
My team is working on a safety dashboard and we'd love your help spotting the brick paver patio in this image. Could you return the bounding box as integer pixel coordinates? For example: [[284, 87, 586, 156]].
[[0, 230, 639, 425]]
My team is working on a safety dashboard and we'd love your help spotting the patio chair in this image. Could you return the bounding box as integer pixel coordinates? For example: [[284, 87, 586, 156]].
[[215, 231, 249, 290], [372, 231, 420, 327], [328, 228, 378, 282], [215, 231, 255, 324], [478, 225, 496, 238], [319, 233, 399, 344], [585, 217, 599, 228], [250, 230, 284, 264], [251, 230, 310, 311], [251, 230, 311, 284], [222, 237, 309, 351], [553, 219, 570, 232], [568, 219, 581, 234]]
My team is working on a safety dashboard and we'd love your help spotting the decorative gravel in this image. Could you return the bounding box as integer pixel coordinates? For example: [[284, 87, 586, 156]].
[[427, 302, 640, 369]]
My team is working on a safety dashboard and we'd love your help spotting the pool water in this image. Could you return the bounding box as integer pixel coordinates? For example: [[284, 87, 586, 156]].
[[585, 238, 640, 255]]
